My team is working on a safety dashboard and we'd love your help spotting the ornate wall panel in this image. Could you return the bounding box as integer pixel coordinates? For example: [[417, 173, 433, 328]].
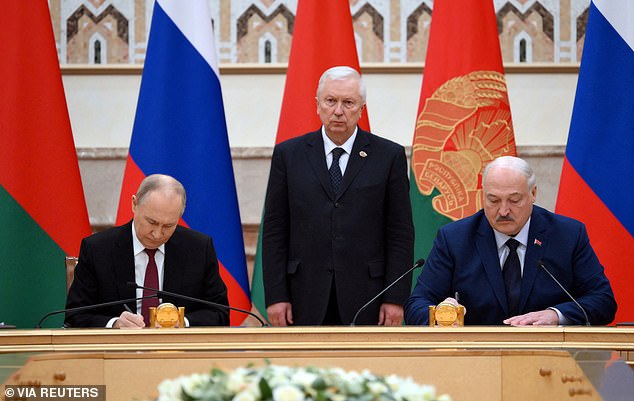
[[49, 1, 590, 64], [497, 1, 556, 62], [404, 1, 432, 62], [352, 2, 386, 62], [235, 3, 294, 63]]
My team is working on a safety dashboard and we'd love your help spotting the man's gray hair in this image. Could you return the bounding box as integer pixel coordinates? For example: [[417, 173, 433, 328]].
[[483, 156, 537, 190], [316, 66, 367, 103], [136, 174, 187, 214]]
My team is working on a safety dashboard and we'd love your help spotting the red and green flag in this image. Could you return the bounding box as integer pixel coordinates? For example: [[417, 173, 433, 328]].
[[250, 0, 370, 320], [409, 0, 517, 278], [0, 2, 91, 328]]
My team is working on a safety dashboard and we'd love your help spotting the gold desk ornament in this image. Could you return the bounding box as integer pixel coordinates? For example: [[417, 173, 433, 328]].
[[149, 303, 185, 328], [429, 302, 465, 327]]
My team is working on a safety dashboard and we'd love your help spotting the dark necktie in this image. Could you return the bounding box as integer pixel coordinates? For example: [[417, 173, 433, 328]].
[[503, 238, 522, 317], [142, 248, 160, 325], [329, 147, 345, 195]]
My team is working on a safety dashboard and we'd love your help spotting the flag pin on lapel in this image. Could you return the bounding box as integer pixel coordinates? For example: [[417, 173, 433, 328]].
[[534, 238, 542, 246], [359, 151, 367, 158]]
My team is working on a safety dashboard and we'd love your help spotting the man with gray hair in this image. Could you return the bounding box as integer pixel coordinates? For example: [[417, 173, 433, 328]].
[[65, 174, 229, 328], [262, 66, 414, 326], [405, 156, 616, 326]]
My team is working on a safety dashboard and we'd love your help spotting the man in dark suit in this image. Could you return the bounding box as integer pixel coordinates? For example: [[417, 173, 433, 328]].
[[65, 174, 229, 328], [262, 66, 414, 326], [405, 156, 616, 326]]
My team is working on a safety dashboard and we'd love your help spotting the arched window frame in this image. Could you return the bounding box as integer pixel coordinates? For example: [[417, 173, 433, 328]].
[[258, 32, 277, 63], [88, 32, 107, 64], [513, 31, 533, 63]]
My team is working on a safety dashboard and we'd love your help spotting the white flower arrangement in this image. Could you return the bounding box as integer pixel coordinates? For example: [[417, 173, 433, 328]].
[[151, 363, 451, 401]]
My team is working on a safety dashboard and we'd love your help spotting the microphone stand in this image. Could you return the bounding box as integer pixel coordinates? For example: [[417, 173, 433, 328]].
[[129, 283, 268, 327], [36, 295, 158, 328], [538, 260, 591, 326], [350, 259, 424, 326]]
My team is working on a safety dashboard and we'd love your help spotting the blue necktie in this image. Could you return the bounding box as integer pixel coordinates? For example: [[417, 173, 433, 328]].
[[329, 148, 345, 195], [503, 239, 522, 317]]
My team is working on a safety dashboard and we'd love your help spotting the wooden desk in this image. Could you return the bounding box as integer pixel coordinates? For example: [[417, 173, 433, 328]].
[[0, 349, 617, 401], [1, 327, 633, 401], [1, 326, 633, 361]]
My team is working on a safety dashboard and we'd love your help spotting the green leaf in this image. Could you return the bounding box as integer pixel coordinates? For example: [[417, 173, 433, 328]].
[[259, 377, 273, 401], [181, 386, 196, 401], [312, 377, 327, 391]]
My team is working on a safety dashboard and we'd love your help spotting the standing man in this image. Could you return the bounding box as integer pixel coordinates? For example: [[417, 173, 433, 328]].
[[65, 174, 229, 328], [405, 156, 616, 326], [262, 66, 414, 326]]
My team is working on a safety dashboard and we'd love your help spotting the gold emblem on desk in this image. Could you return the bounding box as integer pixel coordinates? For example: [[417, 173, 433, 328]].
[[149, 303, 185, 328], [429, 302, 465, 326]]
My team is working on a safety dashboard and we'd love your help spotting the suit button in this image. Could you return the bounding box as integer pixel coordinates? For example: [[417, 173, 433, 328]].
[[334, 202, 340, 208]]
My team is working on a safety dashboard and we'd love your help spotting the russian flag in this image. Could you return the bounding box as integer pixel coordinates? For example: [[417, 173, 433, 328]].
[[115, 0, 251, 325], [556, 0, 634, 323]]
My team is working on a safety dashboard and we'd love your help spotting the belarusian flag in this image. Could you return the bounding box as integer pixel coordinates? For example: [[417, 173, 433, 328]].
[[0, 1, 91, 328], [409, 0, 517, 278], [556, 0, 634, 323], [250, 0, 370, 320]]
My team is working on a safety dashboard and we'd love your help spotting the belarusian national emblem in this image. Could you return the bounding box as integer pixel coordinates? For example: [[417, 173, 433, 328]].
[[411, 70, 516, 221]]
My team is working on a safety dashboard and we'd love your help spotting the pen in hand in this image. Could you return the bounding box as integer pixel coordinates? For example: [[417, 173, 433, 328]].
[[454, 291, 460, 304]]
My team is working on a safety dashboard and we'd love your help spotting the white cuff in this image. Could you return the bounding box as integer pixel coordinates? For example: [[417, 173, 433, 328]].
[[548, 307, 570, 325]]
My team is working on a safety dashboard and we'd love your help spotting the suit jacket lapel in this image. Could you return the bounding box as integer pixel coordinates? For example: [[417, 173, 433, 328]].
[[519, 208, 547, 313], [337, 129, 370, 200], [304, 131, 336, 200], [475, 217, 509, 314], [113, 222, 136, 305]]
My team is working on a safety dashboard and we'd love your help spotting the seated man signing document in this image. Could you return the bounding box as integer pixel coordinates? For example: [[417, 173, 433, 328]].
[[65, 174, 229, 328], [405, 156, 616, 326]]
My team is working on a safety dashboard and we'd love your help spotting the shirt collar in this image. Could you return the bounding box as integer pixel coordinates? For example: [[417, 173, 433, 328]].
[[493, 217, 531, 251], [321, 126, 357, 156], [131, 221, 165, 256]]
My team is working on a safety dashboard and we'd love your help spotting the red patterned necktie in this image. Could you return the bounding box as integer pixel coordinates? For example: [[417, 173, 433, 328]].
[[141, 248, 160, 325]]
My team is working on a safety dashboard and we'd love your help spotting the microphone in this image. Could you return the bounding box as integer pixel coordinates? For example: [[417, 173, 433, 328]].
[[537, 260, 590, 326], [350, 258, 425, 326], [36, 295, 158, 328], [127, 282, 268, 327]]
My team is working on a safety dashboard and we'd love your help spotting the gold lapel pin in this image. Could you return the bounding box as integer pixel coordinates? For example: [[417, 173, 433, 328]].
[[359, 151, 368, 158]]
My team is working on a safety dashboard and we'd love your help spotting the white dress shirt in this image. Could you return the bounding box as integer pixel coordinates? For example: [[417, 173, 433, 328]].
[[322, 126, 357, 174], [106, 222, 166, 327]]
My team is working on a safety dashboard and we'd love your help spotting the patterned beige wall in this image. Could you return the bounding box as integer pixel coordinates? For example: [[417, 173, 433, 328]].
[[50, 0, 590, 65], [235, 4, 294, 63], [65, 5, 130, 63]]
